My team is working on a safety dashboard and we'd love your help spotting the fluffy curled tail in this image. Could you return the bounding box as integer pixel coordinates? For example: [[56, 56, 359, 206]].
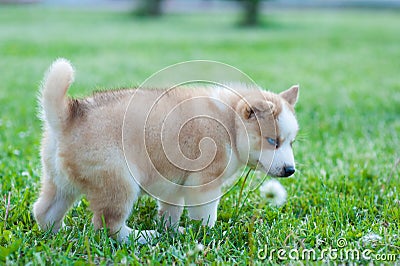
[[39, 58, 74, 131]]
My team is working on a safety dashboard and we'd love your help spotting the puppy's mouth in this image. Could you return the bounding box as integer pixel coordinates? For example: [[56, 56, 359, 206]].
[[256, 160, 291, 178]]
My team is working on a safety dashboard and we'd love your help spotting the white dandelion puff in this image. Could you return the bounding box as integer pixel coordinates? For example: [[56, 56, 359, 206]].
[[361, 233, 382, 244], [196, 243, 204, 252], [259, 179, 287, 207], [187, 243, 204, 257]]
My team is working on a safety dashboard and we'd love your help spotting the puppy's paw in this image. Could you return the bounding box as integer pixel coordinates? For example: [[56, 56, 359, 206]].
[[134, 230, 160, 245], [116, 226, 160, 244], [117, 225, 133, 243]]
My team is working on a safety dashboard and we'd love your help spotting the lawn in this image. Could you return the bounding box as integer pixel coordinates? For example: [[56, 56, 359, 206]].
[[0, 5, 399, 264]]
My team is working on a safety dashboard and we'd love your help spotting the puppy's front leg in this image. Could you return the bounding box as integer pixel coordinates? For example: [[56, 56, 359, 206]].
[[157, 198, 184, 228], [187, 199, 220, 227]]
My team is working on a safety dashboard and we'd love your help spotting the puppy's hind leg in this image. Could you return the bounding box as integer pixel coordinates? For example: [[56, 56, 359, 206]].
[[33, 174, 79, 233], [88, 173, 139, 243]]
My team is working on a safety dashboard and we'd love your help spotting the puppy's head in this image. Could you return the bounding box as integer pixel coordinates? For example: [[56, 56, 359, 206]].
[[235, 85, 299, 177]]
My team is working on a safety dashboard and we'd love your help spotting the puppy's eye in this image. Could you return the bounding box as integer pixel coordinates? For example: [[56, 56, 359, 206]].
[[267, 137, 278, 148]]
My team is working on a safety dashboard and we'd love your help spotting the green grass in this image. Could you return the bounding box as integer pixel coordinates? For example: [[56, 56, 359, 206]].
[[0, 5, 399, 264]]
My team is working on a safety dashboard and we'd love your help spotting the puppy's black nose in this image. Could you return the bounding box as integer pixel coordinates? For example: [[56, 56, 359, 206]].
[[283, 166, 295, 177]]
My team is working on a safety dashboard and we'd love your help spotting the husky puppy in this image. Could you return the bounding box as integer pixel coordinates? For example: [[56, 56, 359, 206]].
[[33, 59, 299, 242]]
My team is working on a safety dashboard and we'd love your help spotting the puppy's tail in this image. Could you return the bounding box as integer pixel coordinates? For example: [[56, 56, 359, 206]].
[[39, 58, 74, 131]]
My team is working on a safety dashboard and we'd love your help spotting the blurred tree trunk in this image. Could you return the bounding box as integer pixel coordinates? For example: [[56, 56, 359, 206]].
[[240, 0, 261, 26], [135, 0, 163, 16]]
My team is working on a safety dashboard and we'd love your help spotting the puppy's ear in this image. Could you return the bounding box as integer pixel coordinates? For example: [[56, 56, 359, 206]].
[[243, 104, 255, 120], [280, 85, 299, 107], [242, 100, 275, 120]]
